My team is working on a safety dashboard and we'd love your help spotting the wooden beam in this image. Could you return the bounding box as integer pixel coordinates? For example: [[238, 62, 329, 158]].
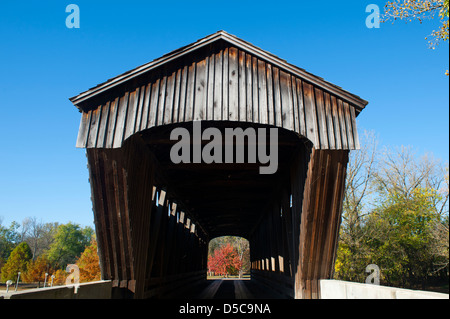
[[292, 148, 349, 299]]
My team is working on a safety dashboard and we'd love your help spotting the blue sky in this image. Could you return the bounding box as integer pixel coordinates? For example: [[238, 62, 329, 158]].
[[0, 1, 448, 228]]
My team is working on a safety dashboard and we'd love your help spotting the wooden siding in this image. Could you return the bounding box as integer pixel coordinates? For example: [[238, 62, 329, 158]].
[[86, 136, 208, 298], [76, 45, 360, 150]]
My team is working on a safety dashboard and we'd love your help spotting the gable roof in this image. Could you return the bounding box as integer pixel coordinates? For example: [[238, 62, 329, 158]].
[[70, 30, 368, 111]]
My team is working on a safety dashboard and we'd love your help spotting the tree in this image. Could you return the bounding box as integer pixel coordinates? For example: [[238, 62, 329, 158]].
[[0, 221, 20, 266], [22, 255, 54, 284], [365, 188, 443, 288], [46, 223, 94, 269], [208, 243, 242, 277], [335, 131, 378, 282], [21, 218, 59, 260], [374, 146, 449, 215], [77, 238, 101, 282], [335, 143, 449, 290], [382, 0, 449, 74], [1, 242, 32, 282], [208, 236, 250, 276], [383, 0, 449, 46]]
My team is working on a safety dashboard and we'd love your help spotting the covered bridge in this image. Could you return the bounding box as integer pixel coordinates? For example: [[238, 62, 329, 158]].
[[70, 31, 368, 299]]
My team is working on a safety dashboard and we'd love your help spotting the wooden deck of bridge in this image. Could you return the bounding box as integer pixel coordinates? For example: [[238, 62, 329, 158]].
[[190, 279, 286, 299]]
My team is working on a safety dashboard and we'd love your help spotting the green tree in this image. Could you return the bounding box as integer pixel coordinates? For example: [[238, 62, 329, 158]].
[[0, 221, 20, 265], [335, 144, 449, 290], [46, 223, 94, 269], [1, 242, 32, 282], [366, 188, 442, 288]]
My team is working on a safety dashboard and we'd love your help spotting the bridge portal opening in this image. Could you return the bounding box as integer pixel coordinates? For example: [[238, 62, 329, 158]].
[[207, 236, 250, 279]]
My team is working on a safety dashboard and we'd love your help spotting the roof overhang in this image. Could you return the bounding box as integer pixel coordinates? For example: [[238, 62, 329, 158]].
[[70, 31, 368, 112]]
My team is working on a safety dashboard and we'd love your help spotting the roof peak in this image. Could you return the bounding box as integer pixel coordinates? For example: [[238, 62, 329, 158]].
[[70, 31, 367, 110]]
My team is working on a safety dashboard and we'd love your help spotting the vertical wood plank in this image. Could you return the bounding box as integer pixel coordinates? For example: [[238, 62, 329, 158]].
[[96, 102, 111, 148], [105, 98, 119, 148], [139, 83, 151, 131], [257, 59, 268, 125], [206, 53, 215, 121], [157, 76, 167, 126], [266, 64, 275, 126], [222, 48, 229, 121], [238, 50, 247, 122], [343, 102, 355, 149], [164, 72, 176, 125], [194, 58, 208, 121], [323, 92, 335, 150], [314, 87, 329, 149], [134, 85, 146, 133], [279, 71, 294, 131], [112, 160, 129, 284], [185, 62, 196, 122], [213, 50, 223, 121], [76, 111, 91, 148], [291, 77, 299, 133], [147, 79, 160, 128], [86, 150, 111, 279], [252, 56, 259, 123], [228, 47, 239, 121], [113, 93, 130, 148], [302, 82, 319, 147], [296, 79, 307, 138], [87, 106, 102, 148], [246, 53, 253, 122], [350, 106, 360, 149], [337, 99, 348, 149], [124, 89, 139, 141], [172, 69, 182, 123], [178, 66, 188, 123], [330, 95, 342, 150]]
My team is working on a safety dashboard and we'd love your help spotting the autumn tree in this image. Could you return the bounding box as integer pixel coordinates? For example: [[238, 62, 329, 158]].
[[208, 243, 242, 277], [208, 236, 250, 276], [76, 238, 101, 282], [382, 0, 449, 74], [383, 0, 449, 46], [22, 255, 54, 284]]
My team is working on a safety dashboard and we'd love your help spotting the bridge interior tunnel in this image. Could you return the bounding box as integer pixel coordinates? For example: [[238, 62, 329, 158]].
[[86, 122, 348, 299]]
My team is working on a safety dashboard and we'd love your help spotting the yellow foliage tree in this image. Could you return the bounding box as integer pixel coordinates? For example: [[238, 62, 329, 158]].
[[22, 255, 53, 283], [76, 238, 101, 282]]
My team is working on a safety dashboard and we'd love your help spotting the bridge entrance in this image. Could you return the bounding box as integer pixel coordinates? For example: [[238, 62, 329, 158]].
[[70, 31, 367, 299]]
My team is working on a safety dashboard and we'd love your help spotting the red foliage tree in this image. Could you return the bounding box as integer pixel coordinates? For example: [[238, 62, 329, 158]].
[[208, 243, 242, 277]]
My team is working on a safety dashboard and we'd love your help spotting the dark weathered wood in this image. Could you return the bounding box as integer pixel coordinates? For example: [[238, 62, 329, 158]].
[[74, 32, 365, 299], [228, 47, 239, 121], [292, 148, 349, 299]]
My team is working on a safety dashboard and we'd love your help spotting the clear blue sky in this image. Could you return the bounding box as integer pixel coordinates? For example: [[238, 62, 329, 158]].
[[0, 1, 448, 228]]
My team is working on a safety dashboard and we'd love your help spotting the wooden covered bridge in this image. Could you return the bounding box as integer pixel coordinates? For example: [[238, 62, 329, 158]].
[[70, 31, 367, 299]]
